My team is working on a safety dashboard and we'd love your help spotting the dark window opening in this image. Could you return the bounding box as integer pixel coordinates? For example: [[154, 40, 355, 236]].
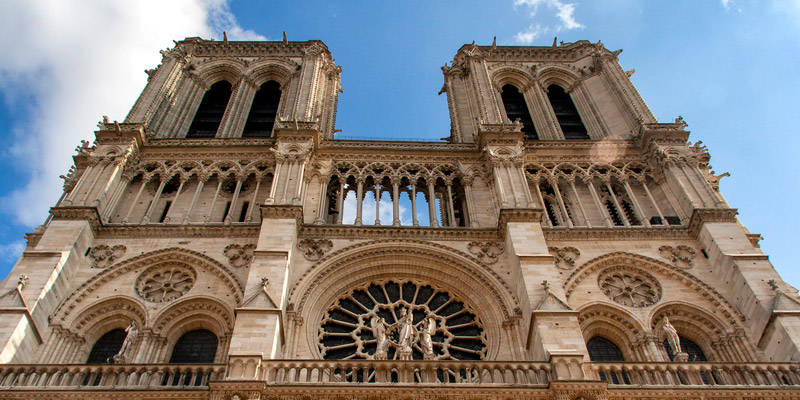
[[169, 329, 218, 364], [547, 84, 589, 139], [620, 200, 640, 225], [158, 201, 172, 223], [238, 201, 249, 222], [544, 199, 560, 226], [86, 329, 126, 364], [650, 216, 663, 225], [665, 216, 681, 225], [605, 200, 625, 226], [187, 81, 232, 138], [664, 337, 707, 362], [243, 81, 281, 138], [222, 201, 232, 222], [587, 337, 624, 362], [500, 84, 538, 140]]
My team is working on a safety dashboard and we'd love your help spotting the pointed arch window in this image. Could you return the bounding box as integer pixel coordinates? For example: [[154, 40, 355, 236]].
[[86, 329, 126, 364], [587, 336, 625, 362], [186, 81, 232, 138], [500, 84, 538, 140], [243, 80, 282, 138], [547, 84, 589, 139], [169, 329, 218, 364]]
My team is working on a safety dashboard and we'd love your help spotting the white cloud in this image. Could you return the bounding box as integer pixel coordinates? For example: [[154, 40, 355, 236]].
[[0, 241, 25, 266], [721, 0, 731, 10], [0, 0, 264, 227], [513, 0, 583, 44]]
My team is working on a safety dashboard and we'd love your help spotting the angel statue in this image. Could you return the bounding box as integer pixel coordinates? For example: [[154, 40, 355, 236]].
[[396, 308, 417, 360], [112, 319, 138, 363], [370, 316, 390, 360], [419, 317, 436, 360]]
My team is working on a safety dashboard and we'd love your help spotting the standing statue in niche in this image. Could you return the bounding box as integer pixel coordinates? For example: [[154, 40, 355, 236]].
[[419, 317, 436, 360], [396, 308, 417, 360], [661, 316, 688, 362], [113, 319, 138, 364], [370, 316, 390, 360]]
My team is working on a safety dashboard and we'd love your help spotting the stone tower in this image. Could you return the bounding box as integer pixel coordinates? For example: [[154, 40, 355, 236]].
[[0, 37, 798, 399]]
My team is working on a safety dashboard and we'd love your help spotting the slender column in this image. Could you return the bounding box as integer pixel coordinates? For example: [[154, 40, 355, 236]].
[[280, 160, 295, 204], [492, 165, 509, 208], [224, 177, 244, 224], [518, 166, 536, 207], [336, 180, 345, 224], [354, 178, 364, 226], [80, 161, 108, 205], [427, 179, 439, 227], [141, 176, 167, 224], [585, 177, 613, 228], [504, 165, 521, 207], [604, 179, 630, 227], [639, 177, 666, 225], [679, 164, 709, 207], [463, 179, 477, 227], [568, 178, 591, 227], [103, 172, 131, 221], [374, 184, 381, 225], [550, 178, 574, 228], [411, 183, 419, 226], [123, 176, 148, 224], [133, 332, 152, 363], [184, 178, 205, 224], [64, 163, 97, 204], [294, 158, 307, 205], [163, 176, 187, 223], [392, 179, 401, 227], [245, 175, 263, 223], [314, 176, 330, 224], [204, 178, 224, 224], [533, 181, 551, 227], [445, 181, 456, 227], [266, 163, 282, 204], [622, 178, 650, 227]]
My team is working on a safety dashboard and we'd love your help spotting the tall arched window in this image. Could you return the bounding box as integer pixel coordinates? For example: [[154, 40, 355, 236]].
[[500, 84, 538, 140], [242, 80, 282, 137], [169, 329, 218, 364], [86, 329, 126, 364], [587, 336, 625, 362], [186, 81, 232, 138], [546, 84, 589, 139], [664, 336, 707, 362]]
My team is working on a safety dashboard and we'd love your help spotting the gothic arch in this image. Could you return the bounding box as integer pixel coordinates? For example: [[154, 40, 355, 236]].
[[577, 302, 646, 362], [66, 296, 146, 347], [51, 247, 244, 324], [245, 58, 298, 87], [650, 301, 731, 361], [535, 65, 580, 90], [288, 240, 521, 360], [151, 296, 234, 363], [192, 57, 246, 87], [563, 252, 744, 327], [491, 66, 535, 92]]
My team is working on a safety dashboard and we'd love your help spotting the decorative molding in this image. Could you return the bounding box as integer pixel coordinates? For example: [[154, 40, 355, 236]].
[[300, 225, 498, 242], [296, 239, 333, 261], [548, 247, 580, 270], [658, 245, 696, 269], [467, 241, 505, 264], [89, 245, 127, 268], [223, 244, 256, 268]]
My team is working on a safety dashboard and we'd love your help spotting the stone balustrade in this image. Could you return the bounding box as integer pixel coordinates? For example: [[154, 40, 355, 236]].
[[590, 362, 800, 387], [0, 363, 225, 389]]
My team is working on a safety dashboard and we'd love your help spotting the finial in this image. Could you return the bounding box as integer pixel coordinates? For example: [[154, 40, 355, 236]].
[[541, 280, 551, 293], [492, 36, 497, 50], [223, 31, 228, 43], [261, 277, 269, 288], [283, 31, 288, 44], [768, 279, 780, 292], [552, 37, 558, 47], [16, 275, 28, 291]]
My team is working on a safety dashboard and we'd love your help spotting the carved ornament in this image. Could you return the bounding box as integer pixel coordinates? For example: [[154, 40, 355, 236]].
[[467, 241, 504, 264], [549, 247, 580, 270], [658, 245, 696, 269], [598, 266, 662, 308], [224, 244, 256, 268], [297, 239, 333, 261], [89, 245, 126, 269]]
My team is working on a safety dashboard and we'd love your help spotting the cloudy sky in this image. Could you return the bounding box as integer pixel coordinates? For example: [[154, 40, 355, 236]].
[[0, 0, 798, 287]]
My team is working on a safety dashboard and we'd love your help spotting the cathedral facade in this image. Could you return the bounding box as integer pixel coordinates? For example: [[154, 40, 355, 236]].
[[0, 37, 798, 399]]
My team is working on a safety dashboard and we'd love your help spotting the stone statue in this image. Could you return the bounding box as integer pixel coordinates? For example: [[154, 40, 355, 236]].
[[420, 317, 436, 360], [396, 308, 417, 360], [370, 316, 390, 360], [661, 316, 686, 361], [113, 319, 138, 363]]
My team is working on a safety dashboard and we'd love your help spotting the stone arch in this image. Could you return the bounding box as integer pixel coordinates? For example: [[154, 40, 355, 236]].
[[650, 301, 731, 361], [536, 65, 580, 90], [151, 296, 234, 363], [577, 302, 646, 362], [66, 296, 146, 349], [563, 252, 744, 328], [491, 66, 535, 92], [288, 240, 521, 360], [51, 247, 244, 324], [192, 57, 246, 87], [245, 58, 298, 87]]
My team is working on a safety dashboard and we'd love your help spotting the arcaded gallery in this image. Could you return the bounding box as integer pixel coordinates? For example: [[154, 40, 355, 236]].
[[0, 37, 798, 399]]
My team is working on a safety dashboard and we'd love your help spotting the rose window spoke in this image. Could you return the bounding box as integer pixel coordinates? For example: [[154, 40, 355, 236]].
[[319, 280, 487, 361]]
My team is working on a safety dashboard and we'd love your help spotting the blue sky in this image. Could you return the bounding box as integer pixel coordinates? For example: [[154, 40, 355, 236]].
[[0, 0, 798, 288]]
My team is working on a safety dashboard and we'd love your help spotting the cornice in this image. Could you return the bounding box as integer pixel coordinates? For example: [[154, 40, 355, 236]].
[[147, 138, 274, 148], [319, 139, 475, 153], [97, 224, 260, 239], [298, 224, 498, 241]]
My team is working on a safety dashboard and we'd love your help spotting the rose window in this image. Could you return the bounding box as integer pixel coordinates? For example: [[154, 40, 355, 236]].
[[319, 280, 487, 360], [136, 264, 196, 303], [598, 267, 661, 308]]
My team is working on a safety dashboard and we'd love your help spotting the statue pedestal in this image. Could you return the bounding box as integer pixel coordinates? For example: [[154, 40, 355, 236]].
[[673, 352, 689, 362], [398, 349, 412, 361]]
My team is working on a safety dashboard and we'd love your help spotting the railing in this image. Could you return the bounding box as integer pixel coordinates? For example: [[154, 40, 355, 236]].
[[257, 360, 551, 386], [0, 363, 225, 389], [590, 362, 800, 387]]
